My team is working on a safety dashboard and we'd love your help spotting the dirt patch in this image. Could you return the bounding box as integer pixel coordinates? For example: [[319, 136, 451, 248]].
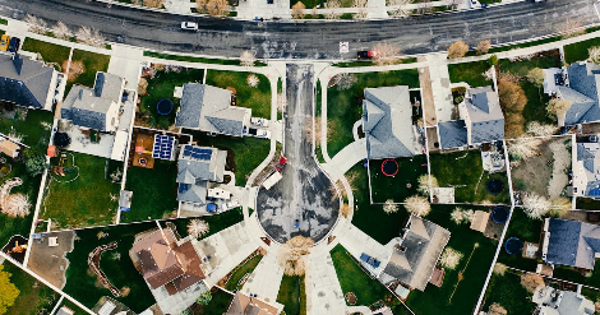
[[547, 140, 572, 198], [62, 60, 85, 82], [419, 65, 437, 127], [28, 231, 75, 289]]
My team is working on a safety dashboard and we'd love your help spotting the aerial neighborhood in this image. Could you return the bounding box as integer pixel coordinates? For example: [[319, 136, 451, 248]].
[[2, 1, 600, 315]]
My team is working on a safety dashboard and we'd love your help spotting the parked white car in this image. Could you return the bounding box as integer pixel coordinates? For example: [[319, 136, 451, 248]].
[[181, 21, 199, 31], [251, 117, 270, 127]]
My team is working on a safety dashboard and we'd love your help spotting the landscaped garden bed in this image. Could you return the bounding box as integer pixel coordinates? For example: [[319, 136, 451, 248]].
[[276, 275, 306, 315], [224, 253, 264, 292]]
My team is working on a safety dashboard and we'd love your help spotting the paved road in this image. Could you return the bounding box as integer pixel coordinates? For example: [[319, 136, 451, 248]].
[[256, 64, 339, 243], [0, 0, 597, 59]]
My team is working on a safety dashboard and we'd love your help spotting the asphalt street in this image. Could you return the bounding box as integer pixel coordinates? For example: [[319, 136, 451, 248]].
[[0, 0, 597, 59], [256, 64, 339, 243]]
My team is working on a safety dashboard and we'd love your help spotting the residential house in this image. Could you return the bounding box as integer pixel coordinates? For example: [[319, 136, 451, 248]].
[[378, 215, 451, 291], [541, 218, 600, 270], [362, 86, 418, 159], [177, 144, 227, 207], [437, 86, 504, 150], [533, 286, 595, 315], [225, 292, 280, 315], [132, 225, 206, 295], [572, 142, 600, 199], [56, 306, 75, 315], [546, 62, 600, 127], [0, 54, 62, 111], [61, 72, 125, 132], [175, 84, 251, 137], [0, 135, 20, 159]]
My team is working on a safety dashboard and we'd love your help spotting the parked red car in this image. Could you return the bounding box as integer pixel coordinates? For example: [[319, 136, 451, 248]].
[[275, 156, 287, 172]]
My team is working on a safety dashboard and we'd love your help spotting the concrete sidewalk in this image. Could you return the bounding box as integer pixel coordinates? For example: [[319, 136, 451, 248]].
[[305, 246, 347, 315], [426, 53, 454, 123], [321, 138, 367, 181], [240, 245, 285, 303]]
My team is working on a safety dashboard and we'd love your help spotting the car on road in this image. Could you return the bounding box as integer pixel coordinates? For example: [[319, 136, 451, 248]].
[[8, 37, 20, 53], [0, 34, 10, 51], [357, 50, 380, 60], [275, 156, 287, 172], [181, 21, 199, 31]]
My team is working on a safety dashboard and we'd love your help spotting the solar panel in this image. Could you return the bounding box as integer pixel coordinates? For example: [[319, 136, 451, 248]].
[[152, 135, 175, 160]]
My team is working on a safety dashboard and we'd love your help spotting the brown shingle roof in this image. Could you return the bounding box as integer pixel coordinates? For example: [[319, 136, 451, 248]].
[[226, 292, 278, 315]]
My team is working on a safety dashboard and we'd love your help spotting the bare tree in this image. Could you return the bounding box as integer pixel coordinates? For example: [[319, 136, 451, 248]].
[[526, 68, 545, 87], [404, 195, 430, 217], [417, 174, 438, 196], [24, 14, 47, 34], [550, 197, 571, 217], [144, 0, 165, 8], [2, 193, 31, 218], [526, 121, 557, 137], [207, 0, 230, 17], [247, 74, 260, 88], [475, 39, 491, 55], [589, 46, 600, 65], [196, 0, 208, 12], [353, 0, 368, 19], [488, 303, 507, 315], [547, 98, 572, 117], [439, 247, 463, 270], [336, 73, 357, 91], [279, 236, 314, 276], [138, 78, 149, 95], [499, 79, 528, 138], [372, 41, 402, 66], [447, 40, 469, 59], [292, 1, 306, 19], [388, 0, 412, 17], [187, 219, 210, 238], [52, 21, 72, 40], [340, 203, 351, 218], [66, 60, 85, 82], [325, 0, 342, 19], [240, 51, 256, 67], [493, 263, 507, 276], [450, 207, 474, 225], [555, 18, 584, 38], [75, 26, 105, 48], [522, 193, 551, 220], [383, 199, 399, 214], [520, 273, 545, 293], [508, 137, 543, 159]]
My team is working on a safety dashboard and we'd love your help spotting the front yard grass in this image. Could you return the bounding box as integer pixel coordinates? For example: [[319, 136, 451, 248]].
[[123, 160, 178, 223], [448, 61, 491, 87], [348, 163, 409, 244], [42, 152, 120, 229], [330, 244, 388, 307], [139, 67, 204, 129], [3, 261, 61, 315], [205, 70, 271, 118], [564, 37, 600, 64], [404, 205, 497, 315], [69, 49, 111, 90], [170, 208, 245, 239], [190, 132, 270, 187], [497, 208, 542, 271], [483, 271, 536, 315], [498, 52, 560, 77], [21, 38, 71, 70], [0, 109, 54, 149], [327, 69, 419, 158], [194, 288, 234, 315], [369, 155, 428, 203], [429, 150, 510, 204], [225, 254, 264, 292], [276, 275, 306, 315]]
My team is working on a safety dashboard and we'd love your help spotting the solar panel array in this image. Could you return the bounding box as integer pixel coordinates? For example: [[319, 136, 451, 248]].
[[182, 145, 213, 161], [152, 135, 175, 160]]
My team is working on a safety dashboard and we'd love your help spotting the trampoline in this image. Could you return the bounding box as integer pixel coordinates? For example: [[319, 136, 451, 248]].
[[156, 98, 174, 116], [486, 178, 505, 195], [504, 237, 523, 255], [381, 159, 399, 177], [492, 206, 509, 224], [53, 132, 71, 149]]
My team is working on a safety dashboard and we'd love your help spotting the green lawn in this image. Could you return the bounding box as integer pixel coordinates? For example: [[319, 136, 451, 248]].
[[0, 18, 7, 25], [225, 254, 264, 291], [552, 260, 600, 289], [348, 163, 409, 244], [42, 152, 120, 229], [369, 155, 428, 203], [3, 261, 60, 315], [448, 61, 492, 87], [330, 244, 388, 307], [576, 198, 600, 210], [123, 160, 178, 223], [0, 109, 53, 150], [520, 81, 553, 128], [429, 150, 510, 204], [327, 69, 419, 158], [139, 68, 205, 129], [488, 35, 563, 54], [564, 37, 600, 64], [188, 132, 270, 187], [69, 49, 111, 89], [276, 275, 306, 315], [143, 51, 266, 67], [404, 205, 497, 315], [205, 70, 271, 119], [333, 58, 418, 68], [483, 271, 536, 315], [169, 208, 245, 239], [194, 288, 234, 315], [21, 38, 71, 70], [498, 52, 561, 77], [497, 208, 542, 271]]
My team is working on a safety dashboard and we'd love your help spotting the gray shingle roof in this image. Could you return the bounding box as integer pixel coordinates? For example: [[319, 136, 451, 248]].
[[176, 145, 227, 205], [463, 87, 504, 144], [177, 181, 207, 205], [557, 291, 595, 315], [380, 215, 450, 291], [0, 54, 56, 109], [94, 72, 124, 103], [437, 120, 468, 150], [560, 62, 600, 125], [546, 218, 600, 270], [362, 86, 416, 160], [175, 84, 251, 137]]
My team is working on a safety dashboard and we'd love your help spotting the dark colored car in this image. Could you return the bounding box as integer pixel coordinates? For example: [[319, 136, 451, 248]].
[[357, 50, 380, 60], [8, 37, 20, 53]]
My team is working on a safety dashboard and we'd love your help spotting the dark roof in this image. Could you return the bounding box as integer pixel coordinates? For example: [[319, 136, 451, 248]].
[[561, 62, 600, 125], [176, 145, 227, 204], [546, 218, 600, 270], [437, 120, 468, 149], [226, 292, 279, 315], [464, 87, 504, 144], [0, 54, 56, 109]]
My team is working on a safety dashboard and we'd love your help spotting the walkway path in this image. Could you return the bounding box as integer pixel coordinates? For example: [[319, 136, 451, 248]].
[[240, 244, 285, 303], [426, 53, 454, 123], [305, 244, 346, 315], [321, 138, 367, 182]]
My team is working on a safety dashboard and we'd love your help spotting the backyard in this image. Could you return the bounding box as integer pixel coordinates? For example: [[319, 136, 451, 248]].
[[138, 67, 204, 129], [0, 109, 54, 151], [483, 271, 536, 315], [564, 37, 600, 64], [169, 208, 245, 240], [205, 70, 271, 118], [67, 49, 111, 92], [21, 38, 71, 71], [497, 208, 543, 271], [348, 163, 410, 244], [123, 160, 178, 223], [448, 61, 492, 87], [327, 69, 419, 158], [2, 261, 61, 315], [330, 244, 388, 307], [429, 150, 511, 204], [190, 288, 234, 315], [224, 254, 264, 292], [42, 152, 121, 229], [369, 155, 428, 203], [404, 205, 497, 315], [276, 275, 306, 315]]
